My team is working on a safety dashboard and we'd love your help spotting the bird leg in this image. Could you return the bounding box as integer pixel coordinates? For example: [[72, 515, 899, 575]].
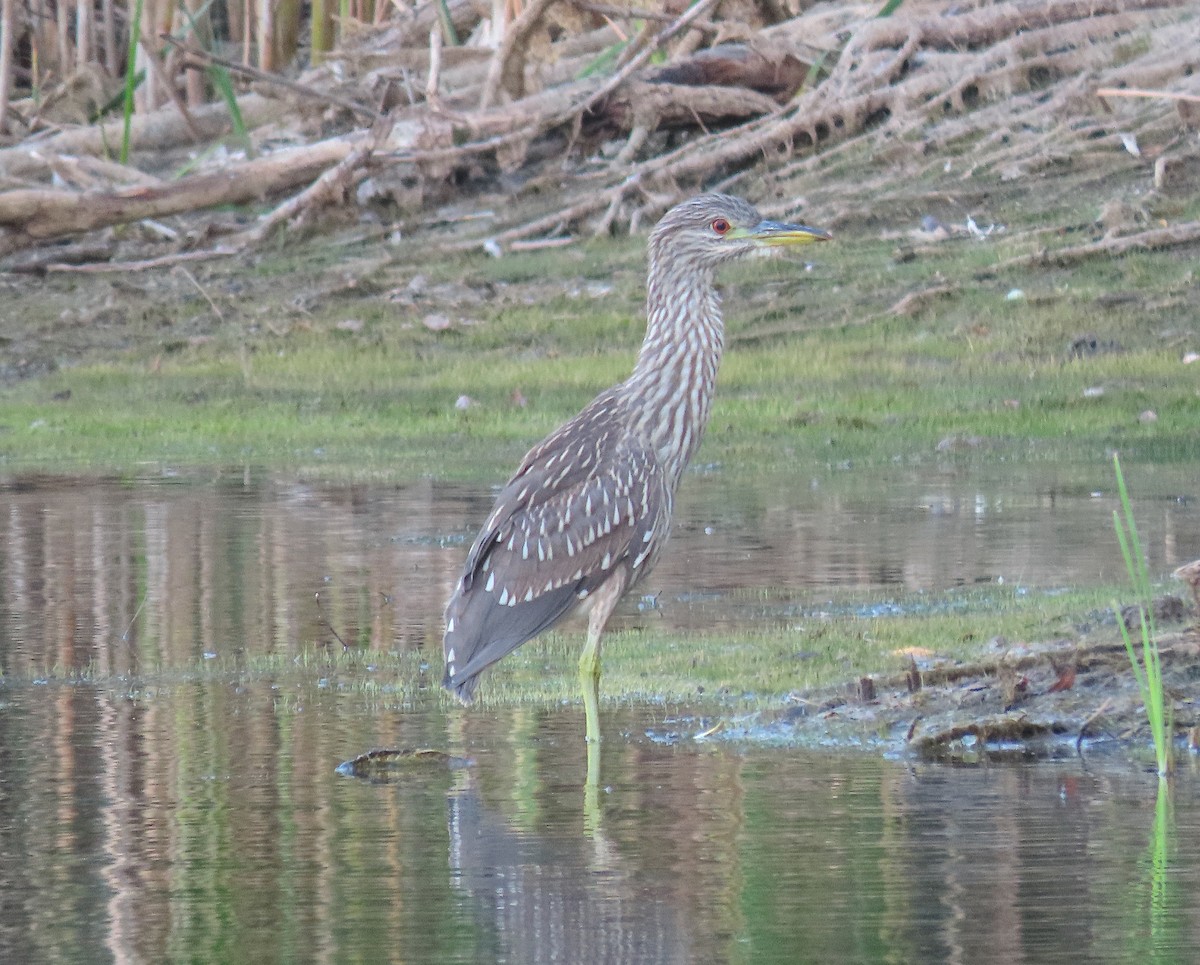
[[578, 574, 626, 759], [578, 618, 604, 748], [579, 620, 604, 790]]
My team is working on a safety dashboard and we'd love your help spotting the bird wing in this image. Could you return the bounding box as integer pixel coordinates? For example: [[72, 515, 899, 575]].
[[443, 398, 672, 702]]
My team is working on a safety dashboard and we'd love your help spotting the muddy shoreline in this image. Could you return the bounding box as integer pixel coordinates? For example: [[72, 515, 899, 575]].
[[711, 616, 1200, 763]]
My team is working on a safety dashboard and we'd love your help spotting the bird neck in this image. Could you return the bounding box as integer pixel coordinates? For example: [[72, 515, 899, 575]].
[[626, 258, 724, 486]]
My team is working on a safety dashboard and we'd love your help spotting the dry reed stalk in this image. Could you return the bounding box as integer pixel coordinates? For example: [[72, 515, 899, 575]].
[[181, 0, 212, 106], [29, 0, 57, 98], [153, 0, 175, 105], [258, 0, 275, 70], [275, 0, 301, 68], [1096, 86, 1200, 104], [56, 0, 72, 75], [426, 26, 442, 104], [102, 0, 117, 73], [138, 21, 202, 137], [241, 0, 253, 66], [129, 0, 161, 113], [311, 0, 333, 62], [75, 0, 92, 66], [0, 0, 12, 135]]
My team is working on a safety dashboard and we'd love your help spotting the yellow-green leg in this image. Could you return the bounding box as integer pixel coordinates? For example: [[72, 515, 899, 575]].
[[579, 630, 602, 791], [579, 575, 625, 788], [579, 624, 602, 746], [578, 628, 600, 787]]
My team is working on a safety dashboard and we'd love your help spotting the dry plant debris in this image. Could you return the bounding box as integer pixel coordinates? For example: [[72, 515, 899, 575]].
[[0, 0, 1197, 264]]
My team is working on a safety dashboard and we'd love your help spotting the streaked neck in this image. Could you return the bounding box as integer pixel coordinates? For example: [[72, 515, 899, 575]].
[[625, 257, 725, 485]]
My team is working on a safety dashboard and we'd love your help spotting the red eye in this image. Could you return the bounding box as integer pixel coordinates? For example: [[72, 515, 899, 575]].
[[711, 218, 731, 235]]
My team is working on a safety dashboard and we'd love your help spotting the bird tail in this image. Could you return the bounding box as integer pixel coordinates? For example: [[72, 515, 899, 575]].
[[442, 667, 480, 705]]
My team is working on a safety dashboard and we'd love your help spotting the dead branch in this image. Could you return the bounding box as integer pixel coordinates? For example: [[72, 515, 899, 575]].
[[0, 93, 279, 180], [571, 2, 674, 24], [138, 27, 204, 145], [994, 221, 1200, 271], [0, 136, 361, 255], [577, 0, 722, 118], [607, 80, 780, 132], [21, 248, 238, 272], [479, 0, 563, 110], [442, 176, 642, 251], [1096, 86, 1200, 104], [508, 236, 575, 251], [236, 113, 397, 247], [5, 242, 117, 272], [887, 285, 956, 317], [46, 152, 162, 189], [2, 0, 1198, 262]]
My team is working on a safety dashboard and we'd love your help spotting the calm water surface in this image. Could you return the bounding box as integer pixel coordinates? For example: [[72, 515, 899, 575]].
[[1, 465, 1199, 963]]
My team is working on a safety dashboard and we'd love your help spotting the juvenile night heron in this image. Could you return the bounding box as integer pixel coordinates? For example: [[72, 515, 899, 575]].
[[443, 194, 831, 748]]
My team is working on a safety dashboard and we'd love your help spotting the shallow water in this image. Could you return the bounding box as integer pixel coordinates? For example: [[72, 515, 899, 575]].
[[1, 466, 1199, 962], [1, 461, 1197, 675], [1, 683, 1198, 964]]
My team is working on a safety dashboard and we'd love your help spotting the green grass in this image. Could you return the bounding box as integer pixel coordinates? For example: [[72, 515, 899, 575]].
[[1112, 454, 1174, 777], [3, 160, 1197, 479], [1, 164, 1197, 480], [2, 257, 1196, 480], [412, 584, 1112, 712], [5, 583, 1120, 718]]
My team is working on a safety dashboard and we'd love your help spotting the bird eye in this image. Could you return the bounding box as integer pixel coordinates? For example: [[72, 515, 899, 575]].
[[711, 218, 731, 235]]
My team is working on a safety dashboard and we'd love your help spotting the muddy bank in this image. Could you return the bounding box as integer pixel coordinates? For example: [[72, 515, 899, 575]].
[[714, 608, 1200, 763]]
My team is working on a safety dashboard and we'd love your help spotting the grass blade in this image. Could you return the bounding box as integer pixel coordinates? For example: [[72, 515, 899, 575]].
[[120, 0, 147, 163], [1111, 453, 1173, 777]]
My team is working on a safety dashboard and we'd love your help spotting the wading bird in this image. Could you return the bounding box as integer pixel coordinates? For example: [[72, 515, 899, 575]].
[[443, 194, 831, 760]]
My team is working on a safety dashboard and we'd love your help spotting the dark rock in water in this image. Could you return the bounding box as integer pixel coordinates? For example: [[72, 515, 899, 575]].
[[336, 747, 471, 779]]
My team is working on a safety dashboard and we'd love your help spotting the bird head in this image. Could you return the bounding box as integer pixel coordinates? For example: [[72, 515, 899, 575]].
[[649, 194, 832, 272]]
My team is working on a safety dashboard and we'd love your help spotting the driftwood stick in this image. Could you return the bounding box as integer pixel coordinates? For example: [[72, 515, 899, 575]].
[[478, 0, 563, 110], [1095, 86, 1200, 104], [0, 93, 279, 179], [27, 247, 239, 272], [571, 2, 674, 24], [995, 221, 1200, 270], [577, 0, 722, 116], [0, 135, 360, 255], [236, 113, 397, 246]]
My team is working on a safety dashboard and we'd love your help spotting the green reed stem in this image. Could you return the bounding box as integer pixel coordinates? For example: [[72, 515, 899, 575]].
[[1111, 453, 1173, 777], [119, 0, 146, 163]]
